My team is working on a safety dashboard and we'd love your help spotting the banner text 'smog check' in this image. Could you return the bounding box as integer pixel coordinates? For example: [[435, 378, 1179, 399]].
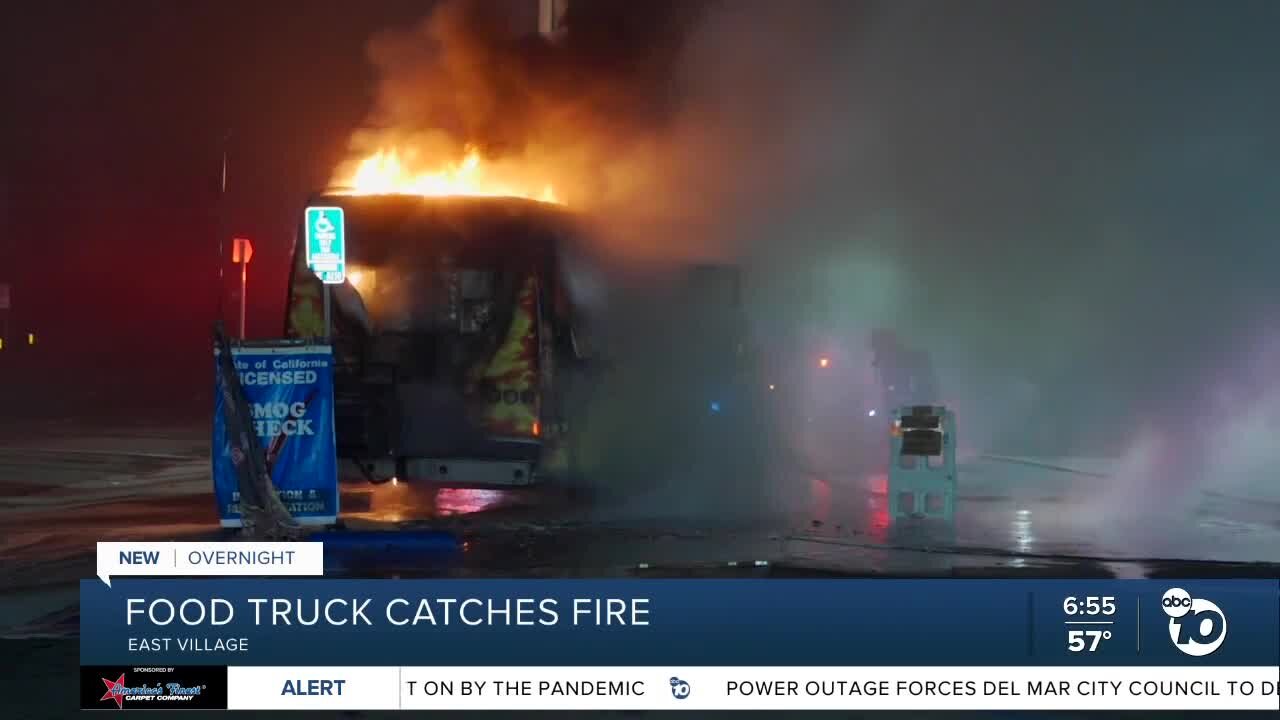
[[211, 345, 339, 527]]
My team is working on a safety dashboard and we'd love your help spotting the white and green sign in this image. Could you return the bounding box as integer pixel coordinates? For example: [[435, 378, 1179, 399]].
[[304, 206, 346, 285]]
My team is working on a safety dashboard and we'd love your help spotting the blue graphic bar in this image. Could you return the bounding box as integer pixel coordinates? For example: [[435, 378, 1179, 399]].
[[80, 579, 1279, 666]]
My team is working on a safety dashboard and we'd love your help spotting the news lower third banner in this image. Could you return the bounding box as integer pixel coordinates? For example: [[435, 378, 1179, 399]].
[[80, 578, 1279, 710]]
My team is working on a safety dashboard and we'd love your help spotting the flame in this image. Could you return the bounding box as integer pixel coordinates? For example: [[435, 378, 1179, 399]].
[[333, 146, 562, 204]]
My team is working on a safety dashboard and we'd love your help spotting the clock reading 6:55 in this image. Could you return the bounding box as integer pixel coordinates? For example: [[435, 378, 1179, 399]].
[[1062, 596, 1116, 616]]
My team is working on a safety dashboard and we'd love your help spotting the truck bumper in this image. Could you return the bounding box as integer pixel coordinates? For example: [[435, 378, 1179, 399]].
[[346, 438, 542, 487]]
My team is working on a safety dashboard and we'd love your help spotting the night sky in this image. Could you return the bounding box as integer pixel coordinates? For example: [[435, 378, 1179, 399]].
[[1, 0, 439, 357]]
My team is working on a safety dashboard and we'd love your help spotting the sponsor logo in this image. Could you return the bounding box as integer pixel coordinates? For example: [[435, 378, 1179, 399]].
[[83, 667, 225, 710], [99, 672, 205, 709]]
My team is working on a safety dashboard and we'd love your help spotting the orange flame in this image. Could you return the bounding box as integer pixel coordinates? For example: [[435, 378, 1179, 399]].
[[333, 146, 561, 204]]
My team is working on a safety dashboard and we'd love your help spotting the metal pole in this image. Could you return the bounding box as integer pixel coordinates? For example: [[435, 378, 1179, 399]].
[[216, 135, 229, 322], [538, 0, 566, 36], [323, 285, 331, 340], [239, 261, 248, 339]]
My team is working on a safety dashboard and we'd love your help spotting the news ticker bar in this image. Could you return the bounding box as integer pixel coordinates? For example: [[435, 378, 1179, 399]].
[[81, 666, 1280, 711]]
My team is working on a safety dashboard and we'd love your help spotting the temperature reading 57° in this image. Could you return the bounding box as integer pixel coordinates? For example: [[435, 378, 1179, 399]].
[[1062, 595, 1116, 653], [1068, 629, 1112, 652]]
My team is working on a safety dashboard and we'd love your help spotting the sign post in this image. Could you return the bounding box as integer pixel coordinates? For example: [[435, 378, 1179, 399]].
[[0, 283, 9, 351], [231, 238, 254, 339], [303, 206, 346, 339]]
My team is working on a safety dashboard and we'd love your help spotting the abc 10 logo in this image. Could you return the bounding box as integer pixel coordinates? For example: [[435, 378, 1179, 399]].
[[1161, 588, 1227, 657]]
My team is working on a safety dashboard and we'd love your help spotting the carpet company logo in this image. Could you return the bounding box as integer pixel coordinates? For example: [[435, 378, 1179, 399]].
[[99, 674, 128, 709], [1161, 587, 1227, 657], [99, 673, 205, 709]]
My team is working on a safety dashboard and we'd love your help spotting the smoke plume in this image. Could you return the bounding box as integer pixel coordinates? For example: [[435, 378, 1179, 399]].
[[341, 0, 1280, 535]]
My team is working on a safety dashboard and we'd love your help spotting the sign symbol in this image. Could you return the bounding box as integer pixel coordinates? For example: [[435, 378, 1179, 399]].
[[304, 206, 346, 285]]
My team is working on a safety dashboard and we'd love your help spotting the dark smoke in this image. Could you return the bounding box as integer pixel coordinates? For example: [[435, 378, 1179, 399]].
[[361, 0, 702, 145], [346, 0, 1280, 529]]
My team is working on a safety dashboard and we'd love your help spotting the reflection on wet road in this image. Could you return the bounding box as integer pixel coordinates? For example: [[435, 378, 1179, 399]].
[[338, 482, 535, 525], [2, 420, 1278, 612], [789, 454, 1280, 566]]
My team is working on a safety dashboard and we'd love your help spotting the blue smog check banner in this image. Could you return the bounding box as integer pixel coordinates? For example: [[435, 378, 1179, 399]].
[[212, 344, 338, 526], [78, 579, 1280, 711]]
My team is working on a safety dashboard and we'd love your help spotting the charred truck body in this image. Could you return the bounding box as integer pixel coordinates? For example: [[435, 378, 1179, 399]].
[[285, 194, 589, 486]]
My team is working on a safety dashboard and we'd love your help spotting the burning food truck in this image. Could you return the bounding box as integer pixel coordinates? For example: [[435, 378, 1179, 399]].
[[285, 192, 591, 486], [284, 190, 755, 489]]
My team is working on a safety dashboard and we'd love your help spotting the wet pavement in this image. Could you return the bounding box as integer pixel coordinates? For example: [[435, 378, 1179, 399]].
[[0, 417, 1277, 718], [3, 418, 1278, 631]]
